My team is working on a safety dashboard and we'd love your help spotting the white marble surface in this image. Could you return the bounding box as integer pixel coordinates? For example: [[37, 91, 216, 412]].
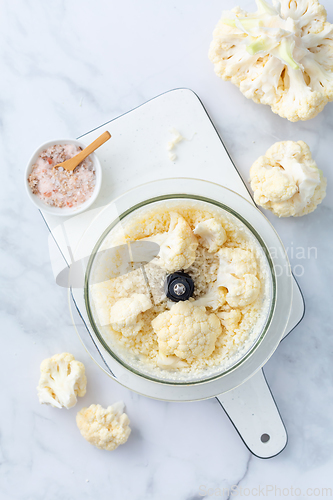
[[1, 0, 333, 498]]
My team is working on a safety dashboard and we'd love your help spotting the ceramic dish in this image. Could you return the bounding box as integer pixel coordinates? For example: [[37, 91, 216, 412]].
[[25, 138, 102, 216]]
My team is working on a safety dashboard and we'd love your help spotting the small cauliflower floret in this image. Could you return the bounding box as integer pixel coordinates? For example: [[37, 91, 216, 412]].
[[76, 402, 131, 451], [37, 353, 87, 409], [193, 218, 227, 252], [110, 293, 152, 336], [194, 286, 227, 310], [218, 248, 258, 276], [152, 301, 222, 362], [217, 248, 260, 307], [209, 0, 333, 121], [194, 248, 259, 310], [158, 212, 198, 272], [218, 309, 242, 332], [250, 140, 327, 217]]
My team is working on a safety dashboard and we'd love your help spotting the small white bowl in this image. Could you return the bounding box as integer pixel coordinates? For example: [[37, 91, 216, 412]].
[[25, 138, 102, 216]]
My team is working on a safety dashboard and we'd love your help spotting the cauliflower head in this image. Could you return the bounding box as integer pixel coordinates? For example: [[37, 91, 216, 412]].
[[37, 353, 87, 409], [76, 402, 131, 451], [151, 301, 222, 361], [193, 218, 227, 252], [110, 293, 152, 336], [158, 212, 198, 272], [250, 140, 327, 216], [209, 0, 333, 121]]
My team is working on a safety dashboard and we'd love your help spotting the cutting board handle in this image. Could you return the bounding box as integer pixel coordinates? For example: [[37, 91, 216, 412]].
[[216, 369, 287, 459]]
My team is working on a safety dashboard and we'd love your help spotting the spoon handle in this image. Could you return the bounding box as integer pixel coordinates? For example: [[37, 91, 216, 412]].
[[71, 131, 111, 169], [54, 131, 111, 171]]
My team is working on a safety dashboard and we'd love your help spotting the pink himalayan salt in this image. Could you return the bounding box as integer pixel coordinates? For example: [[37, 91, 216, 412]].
[[28, 144, 96, 208]]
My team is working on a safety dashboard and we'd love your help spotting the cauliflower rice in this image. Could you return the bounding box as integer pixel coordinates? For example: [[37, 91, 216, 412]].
[[89, 199, 272, 382]]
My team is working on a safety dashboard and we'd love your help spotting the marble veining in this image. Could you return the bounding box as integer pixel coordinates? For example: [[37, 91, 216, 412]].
[[1, 0, 333, 498]]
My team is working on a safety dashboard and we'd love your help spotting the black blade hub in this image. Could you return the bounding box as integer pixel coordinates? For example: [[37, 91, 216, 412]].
[[164, 272, 194, 302]]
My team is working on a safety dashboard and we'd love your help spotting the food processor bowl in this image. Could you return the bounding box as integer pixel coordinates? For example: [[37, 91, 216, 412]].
[[70, 178, 292, 402]]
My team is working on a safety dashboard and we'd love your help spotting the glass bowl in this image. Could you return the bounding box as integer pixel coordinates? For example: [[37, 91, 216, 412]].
[[70, 178, 292, 401]]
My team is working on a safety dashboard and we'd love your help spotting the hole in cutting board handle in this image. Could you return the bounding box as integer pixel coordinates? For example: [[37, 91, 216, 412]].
[[261, 433, 270, 443]]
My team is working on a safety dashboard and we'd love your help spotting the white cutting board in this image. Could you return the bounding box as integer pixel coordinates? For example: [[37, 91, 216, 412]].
[[41, 88, 305, 458]]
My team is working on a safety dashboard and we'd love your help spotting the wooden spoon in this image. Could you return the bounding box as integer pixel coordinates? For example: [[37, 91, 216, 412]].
[[54, 131, 111, 171]]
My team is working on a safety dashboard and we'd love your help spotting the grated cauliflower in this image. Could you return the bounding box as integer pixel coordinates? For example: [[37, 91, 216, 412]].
[[209, 0, 333, 121], [110, 293, 152, 336], [76, 402, 131, 451], [37, 353, 87, 409], [157, 212, 198, 272], [167, 128, 185, 161], [151, 300, 222, 362], [193, 218, 227, 252], [250, 140, 327, 216]]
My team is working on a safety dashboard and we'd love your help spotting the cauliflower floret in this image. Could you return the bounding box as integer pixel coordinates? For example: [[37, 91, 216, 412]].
[[193, 218, 227, 252], [158, 212, 198, 272], [250, 140, 327, 217], [217, 248, 261, 307], [222, 273, 261, 308], [151, 301, 222, 362], [218, 248, 258, 276], [194, 248, 259, 310], [209, 0, 333, 121], [218, 309, 242, 332], [76, 402, 131, 451], [37, 353, 87, 409], [110, 293, 152, 336]]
